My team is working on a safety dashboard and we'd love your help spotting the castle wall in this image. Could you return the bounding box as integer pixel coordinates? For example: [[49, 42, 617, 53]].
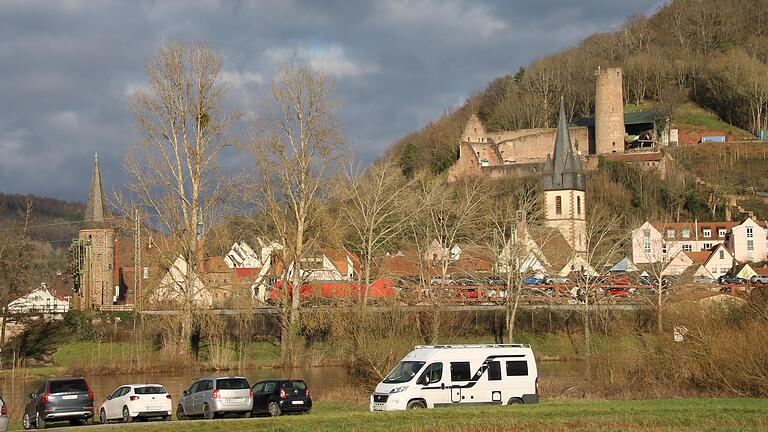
[[595, 67, 625, 155], [497, 127, 589, 163]]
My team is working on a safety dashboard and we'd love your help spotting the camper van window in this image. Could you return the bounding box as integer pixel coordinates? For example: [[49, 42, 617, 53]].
[[506, 361, 528, 376], [450, 362, 472, 381], [383, 361, 426, 384], [417, 363, 443, 385], [487, 361, 502, 381]]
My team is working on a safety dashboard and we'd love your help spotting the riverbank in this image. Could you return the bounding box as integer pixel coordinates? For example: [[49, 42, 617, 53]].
[[1, 331, 617, 379], [51, 398, 768, 432]]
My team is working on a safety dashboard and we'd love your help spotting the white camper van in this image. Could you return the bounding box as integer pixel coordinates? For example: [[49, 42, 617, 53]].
[[370, 344, 538, 412]]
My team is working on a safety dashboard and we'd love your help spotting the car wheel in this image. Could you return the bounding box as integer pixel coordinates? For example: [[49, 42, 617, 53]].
[[35, 412, 46, 429], [176, 405, 186, 421], [122, 406, 133, 423], [508, 398, 524, 405], [203, 403, 215, 420], [23, 412, 32, 430], [100, 408, 107, 424], [268, 401, 281, 417], [406, 400, 426, 409]]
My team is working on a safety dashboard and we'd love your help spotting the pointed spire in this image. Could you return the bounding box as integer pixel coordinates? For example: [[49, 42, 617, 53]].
[[543, 97, 585, 191], [85, 152, 106, 224]]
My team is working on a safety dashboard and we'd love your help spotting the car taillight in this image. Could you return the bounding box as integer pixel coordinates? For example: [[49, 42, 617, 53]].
[[249, 388, 253, 398], [279, 388, 286, 399], [211, 389, 220, 399], [88, 391, 94, 401], [1, 403, 7, 416], [42, 393, 50, 404], [130, 396, 139, 401], [305, 387, 310, 398]]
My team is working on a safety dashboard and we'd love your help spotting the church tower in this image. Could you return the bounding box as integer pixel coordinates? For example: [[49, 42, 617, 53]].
[[76, 153, 115, 309], [542, 99, 587, 254]]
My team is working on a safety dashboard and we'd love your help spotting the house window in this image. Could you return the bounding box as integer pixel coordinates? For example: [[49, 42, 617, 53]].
[[577, 196, 581, 215], [703, 229, 711, 238], [555, 196, 562, 215], [703, 243, 713, 251], [721, 268, 730, 273], [718, 228, 726, 237], [748, 240, 754, 251], [666, 229, 675, 239], [682, 244, 692, 252], [662, 243, 668, 255], [719, 250, 724, 259], [747, 227, 754, 238], [681, 229, 691, 239], [143, 267, 149, 279]]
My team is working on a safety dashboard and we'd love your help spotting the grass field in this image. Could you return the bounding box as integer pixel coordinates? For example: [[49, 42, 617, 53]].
[[35, 398, 767, 432]]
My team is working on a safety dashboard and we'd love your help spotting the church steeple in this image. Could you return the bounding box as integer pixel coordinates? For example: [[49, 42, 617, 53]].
[[543, 98, 585, 191], [85, 153, 106, 223]]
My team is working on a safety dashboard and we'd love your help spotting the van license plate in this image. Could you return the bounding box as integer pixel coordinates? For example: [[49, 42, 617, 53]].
[[291, 401, 304, 405], [62, 395, 77, 400]]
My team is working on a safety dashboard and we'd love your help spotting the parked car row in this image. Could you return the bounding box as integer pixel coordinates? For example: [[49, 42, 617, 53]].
[[22, 376, 312, 430]]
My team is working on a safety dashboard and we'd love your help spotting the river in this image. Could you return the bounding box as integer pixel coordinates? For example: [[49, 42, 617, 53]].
[[0, 361, 585, 423]]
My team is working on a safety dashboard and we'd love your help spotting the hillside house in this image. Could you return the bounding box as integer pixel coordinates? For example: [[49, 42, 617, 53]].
[[632, 218, 768, 265]]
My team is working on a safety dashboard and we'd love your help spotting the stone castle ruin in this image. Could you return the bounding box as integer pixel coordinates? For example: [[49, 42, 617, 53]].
[[448, 67, 671, 182]]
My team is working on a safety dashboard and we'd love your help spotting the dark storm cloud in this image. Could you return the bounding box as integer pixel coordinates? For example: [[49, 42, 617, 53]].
[[0, 0, 663, 202]]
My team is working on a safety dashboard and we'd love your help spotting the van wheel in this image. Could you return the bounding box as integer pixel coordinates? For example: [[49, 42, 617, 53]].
[[22, 412, 32, 430], [508, 398, 524, 405], [406, 400, 426, 409], [176, 405, 187, 420], [268, 401, 281, 417], [203, 403, 215, 420]]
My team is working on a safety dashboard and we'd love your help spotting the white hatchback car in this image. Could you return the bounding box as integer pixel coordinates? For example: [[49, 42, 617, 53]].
[[99, 384, 172, 424]]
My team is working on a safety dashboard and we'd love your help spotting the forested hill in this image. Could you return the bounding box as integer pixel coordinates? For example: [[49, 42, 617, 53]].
[[388, 0, 768, 177], [0, 192, 84, 247]]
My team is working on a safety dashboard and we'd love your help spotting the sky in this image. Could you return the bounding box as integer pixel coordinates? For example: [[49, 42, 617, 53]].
[[0, 0, 663, 203]]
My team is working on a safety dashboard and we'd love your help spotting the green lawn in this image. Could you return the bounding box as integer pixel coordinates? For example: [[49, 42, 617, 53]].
[[44, 398, 768, 432]]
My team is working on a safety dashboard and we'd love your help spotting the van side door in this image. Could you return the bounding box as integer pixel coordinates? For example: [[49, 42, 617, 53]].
[[449, 362, 472, 404], [416, 362, 449, 408]]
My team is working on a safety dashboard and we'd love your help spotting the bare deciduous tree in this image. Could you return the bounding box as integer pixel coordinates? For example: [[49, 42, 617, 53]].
[[339, 157, 417, 307], [119, 40, 239, 355], [248, 63, 343, 365], [0, 200, 35, 348]]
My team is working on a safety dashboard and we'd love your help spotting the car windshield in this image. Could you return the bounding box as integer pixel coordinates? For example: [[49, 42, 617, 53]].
[[216, 378, 250, 390], [50, 379, 88, 393], [383, 361, 425, 384], [135, 386, 167, 395]]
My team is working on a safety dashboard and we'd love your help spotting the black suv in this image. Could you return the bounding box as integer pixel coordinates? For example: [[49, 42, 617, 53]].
[[23, 377, 94, 429], [251, 379, 311, 417]]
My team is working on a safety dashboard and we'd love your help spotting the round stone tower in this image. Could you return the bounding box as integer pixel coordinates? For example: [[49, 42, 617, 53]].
[[594, 67, 625, 154]]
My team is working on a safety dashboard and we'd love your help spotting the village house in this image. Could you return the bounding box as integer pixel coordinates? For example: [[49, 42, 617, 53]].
[[661, 244, 735, 282], [632, 218, 768, 265]]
